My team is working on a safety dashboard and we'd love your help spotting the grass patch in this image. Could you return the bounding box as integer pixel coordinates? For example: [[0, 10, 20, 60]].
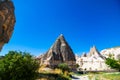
[[87, 72, 120, 80], [102, 73, 120, 80]]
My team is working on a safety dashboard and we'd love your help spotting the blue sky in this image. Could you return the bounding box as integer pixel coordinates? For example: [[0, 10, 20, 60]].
[[0, 0, 120, 56]]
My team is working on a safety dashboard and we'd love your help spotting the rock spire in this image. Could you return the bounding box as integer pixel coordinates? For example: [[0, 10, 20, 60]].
[[43, 34, 76, 61], [40, 34, 76, 69]]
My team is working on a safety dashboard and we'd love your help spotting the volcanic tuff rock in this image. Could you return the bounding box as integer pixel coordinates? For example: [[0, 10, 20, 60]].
[[81, 53, 87, 57], [101, 47, 120, 60], [40, 34, 76, 68], [0, 0, 16, 51], [76, 46, 108, 71], [43, 34, 76, 61], [87, 46, 105, 59]]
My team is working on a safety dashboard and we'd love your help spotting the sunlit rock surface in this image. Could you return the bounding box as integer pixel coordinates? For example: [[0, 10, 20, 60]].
[[101, 47, 120, 60], [76, 46, 112, 71], [39, 34, 76, 69], [0, 0, 16, 51]]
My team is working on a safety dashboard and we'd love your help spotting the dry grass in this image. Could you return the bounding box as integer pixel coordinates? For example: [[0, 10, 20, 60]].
[[54, 68, 62, 74], [37, 66, 71, 80]]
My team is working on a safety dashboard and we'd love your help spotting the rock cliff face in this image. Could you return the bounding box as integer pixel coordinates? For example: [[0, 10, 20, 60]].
[[101, 47, 120, 60], [40, 34, 76, 68], [76, 46, 109, 71], [0, 0, 16, 51]]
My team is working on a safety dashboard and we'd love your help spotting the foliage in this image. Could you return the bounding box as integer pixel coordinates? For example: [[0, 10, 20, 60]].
[[0, 56, 4, 59], [76, 63, 79, 68], [105, 58, 120, 71], [58, 63, 70, 73], [0, 51, 39, 80]]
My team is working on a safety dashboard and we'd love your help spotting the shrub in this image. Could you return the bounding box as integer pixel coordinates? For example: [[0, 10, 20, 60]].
[[0, 51, 39, 80], [58, 63, 70, 73], [105, 58, 120, 71]]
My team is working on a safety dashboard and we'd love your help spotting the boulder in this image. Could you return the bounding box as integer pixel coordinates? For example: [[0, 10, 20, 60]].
[[0, 0, 16, 51]]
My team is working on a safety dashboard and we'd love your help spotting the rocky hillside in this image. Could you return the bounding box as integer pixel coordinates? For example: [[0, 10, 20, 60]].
[[0, 0, 16, 51], [101, 47, 120, 60], [76, 46, 108, 71]]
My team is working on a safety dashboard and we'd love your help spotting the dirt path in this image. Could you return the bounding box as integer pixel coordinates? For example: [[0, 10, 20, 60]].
[[72, 75, 89, 80]]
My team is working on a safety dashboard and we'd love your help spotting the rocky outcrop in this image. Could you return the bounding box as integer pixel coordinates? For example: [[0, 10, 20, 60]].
[[81, 53, 87, 57], [101, 47, 120, 60], [87, 46, 105, 59], [40, 34, 76, 69], [76, 46, 109, 71], [0, 0, 16, 51]]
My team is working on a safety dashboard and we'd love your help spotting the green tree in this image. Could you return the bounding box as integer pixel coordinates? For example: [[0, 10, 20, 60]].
[[76, 63, 79, 68], [0, 51, 39, 80], [105, 58, 120, 71], [58, 63, 70, 73]]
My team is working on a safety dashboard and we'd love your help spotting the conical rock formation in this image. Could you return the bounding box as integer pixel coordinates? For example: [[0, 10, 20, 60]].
[[40, 34, 76, 68], [87, 46, 105, 59], [0, 0, 16, 51]]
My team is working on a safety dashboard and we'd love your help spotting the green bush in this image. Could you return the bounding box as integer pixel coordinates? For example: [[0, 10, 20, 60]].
[[0, 51, 39, 80], [105, 58, 120, 71], [58, 63, 70, 73]]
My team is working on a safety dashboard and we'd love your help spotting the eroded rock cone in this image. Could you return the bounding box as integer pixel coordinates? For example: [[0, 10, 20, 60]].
[[0, 0, 16, 51], [41, 34, 76, 68], [88, 46, 105, 59]]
